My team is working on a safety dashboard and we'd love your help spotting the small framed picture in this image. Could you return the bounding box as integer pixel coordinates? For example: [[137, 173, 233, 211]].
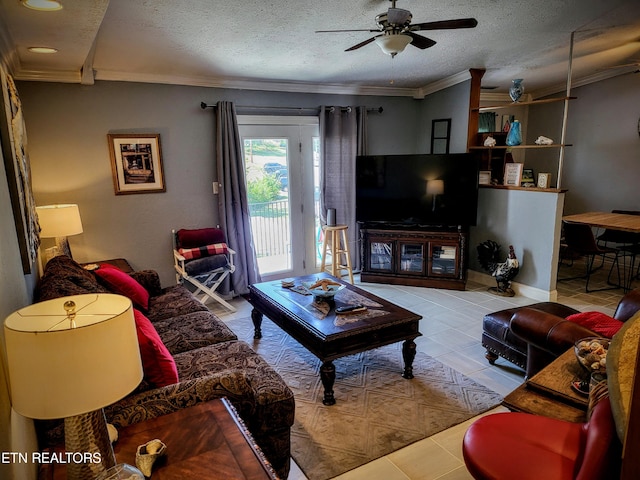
[[503, 163, 523, 186], [108, 134, 165, 195], [521, 168, 535, 186], [479, 170, 492, 185], [537, 172, 551, 189]]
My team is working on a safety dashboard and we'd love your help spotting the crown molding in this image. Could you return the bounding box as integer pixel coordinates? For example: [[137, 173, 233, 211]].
[[13, 67, 81, 83], [529, 68, 632, 99], [414, 70, 472, 99], [93, 69, 421, 97]]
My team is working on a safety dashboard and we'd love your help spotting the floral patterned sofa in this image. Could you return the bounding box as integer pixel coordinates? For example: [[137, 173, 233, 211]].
[[35, 255, 295, 478]]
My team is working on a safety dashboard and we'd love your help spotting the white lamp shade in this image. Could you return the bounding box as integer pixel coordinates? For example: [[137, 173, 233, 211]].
[[427, 179, 445, 196], [374, 34, 412, 55], [36, 204, 83, 238], [4, 294, 143, 419]]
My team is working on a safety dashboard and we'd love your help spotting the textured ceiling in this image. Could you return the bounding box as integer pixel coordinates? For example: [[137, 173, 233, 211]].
[[1, 0, 640, 98]]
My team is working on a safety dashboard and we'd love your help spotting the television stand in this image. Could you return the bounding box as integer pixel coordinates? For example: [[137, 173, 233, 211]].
[[359, 224, 468, 290]]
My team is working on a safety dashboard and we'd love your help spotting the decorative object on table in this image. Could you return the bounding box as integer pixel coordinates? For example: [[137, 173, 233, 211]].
[[574, 337, 609, 375], [108, 133, 165, 195], [478, 170, 492, 185], [521, 168, 535, 186], [135, 439, 167, 477], [509, 78, 524, 102], [537, 172, 551, 188], [534, 135, 554, 145], [505, 119, 522, 146], [36, 203, 84, 259], [503, 162, 523, 186], [95, 464, 144, 480], [3, 293, 144, 480], [477, 240, 520, 296], [0, 64, 40, 273], [483, 135, 497, 147], [302, 279, 345, 299]]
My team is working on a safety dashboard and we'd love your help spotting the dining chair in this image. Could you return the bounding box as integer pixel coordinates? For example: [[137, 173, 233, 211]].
[[559, 221, 621, 292]]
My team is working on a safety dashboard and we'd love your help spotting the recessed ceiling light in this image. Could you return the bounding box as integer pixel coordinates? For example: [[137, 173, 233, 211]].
[[21, 0, 63, 11], [28, 46, 58, 54]]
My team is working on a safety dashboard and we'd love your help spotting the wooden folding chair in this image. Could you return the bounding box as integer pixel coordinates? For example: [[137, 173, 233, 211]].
[[172, 228, 237, 312]]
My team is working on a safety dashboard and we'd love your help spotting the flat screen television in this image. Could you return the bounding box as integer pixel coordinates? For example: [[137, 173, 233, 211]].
[[356, 153, 480, 227]]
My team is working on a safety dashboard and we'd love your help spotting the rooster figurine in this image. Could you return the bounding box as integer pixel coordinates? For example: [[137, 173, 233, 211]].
[[477, 240, 520, 296]]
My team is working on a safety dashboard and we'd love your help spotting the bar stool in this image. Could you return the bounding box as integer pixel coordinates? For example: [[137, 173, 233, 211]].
[[320, 225, 354, 283]]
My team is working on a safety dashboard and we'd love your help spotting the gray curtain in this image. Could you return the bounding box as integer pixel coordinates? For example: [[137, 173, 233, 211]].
[[215, 101, 261, 294], [319, 106, 367, 271]]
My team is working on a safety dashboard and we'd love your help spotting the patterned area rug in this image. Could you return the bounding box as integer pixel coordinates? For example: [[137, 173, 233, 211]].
[[228, 317, 503, 480]]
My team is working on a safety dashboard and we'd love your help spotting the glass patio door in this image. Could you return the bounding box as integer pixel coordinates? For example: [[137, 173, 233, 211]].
[[238, 116, 320, 280]]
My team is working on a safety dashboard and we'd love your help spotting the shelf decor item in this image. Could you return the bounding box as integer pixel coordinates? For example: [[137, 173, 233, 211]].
[[509, 78, 524, 102], [506, 120, 522, 146]]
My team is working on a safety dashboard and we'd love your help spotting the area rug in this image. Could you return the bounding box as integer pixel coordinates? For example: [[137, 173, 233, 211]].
[[228, 317, 503, 480]]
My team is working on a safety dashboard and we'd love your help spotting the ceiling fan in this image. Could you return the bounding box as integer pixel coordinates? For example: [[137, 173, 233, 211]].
[[316, 0, 478, 57]]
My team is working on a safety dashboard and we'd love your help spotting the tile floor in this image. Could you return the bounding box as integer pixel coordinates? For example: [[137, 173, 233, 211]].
[[210, 257, 631, 480]]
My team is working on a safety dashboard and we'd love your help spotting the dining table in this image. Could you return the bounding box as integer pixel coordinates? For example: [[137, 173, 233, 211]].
[[563, 211, 640, 291]]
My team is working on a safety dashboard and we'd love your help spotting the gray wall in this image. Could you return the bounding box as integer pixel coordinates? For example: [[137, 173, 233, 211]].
[[0, 137, 38, 480], [17, 81, 428, 285]]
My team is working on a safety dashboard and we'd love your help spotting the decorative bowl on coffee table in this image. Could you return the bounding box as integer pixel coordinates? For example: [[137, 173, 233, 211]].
[[302, 281, 345, 299]]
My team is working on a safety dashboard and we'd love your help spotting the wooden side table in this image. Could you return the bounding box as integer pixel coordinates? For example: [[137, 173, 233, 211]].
[[41, 398, 278, 479], [82, 258, 134, 273], [502, 348, 588, 423]]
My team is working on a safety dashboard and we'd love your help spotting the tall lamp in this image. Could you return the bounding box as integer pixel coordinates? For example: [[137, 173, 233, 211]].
[[36, 204, 84, 258], [4, 294, 144, 480]]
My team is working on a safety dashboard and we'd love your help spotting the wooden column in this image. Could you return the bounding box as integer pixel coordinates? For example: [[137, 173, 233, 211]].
[[467, 68, 485, 151]]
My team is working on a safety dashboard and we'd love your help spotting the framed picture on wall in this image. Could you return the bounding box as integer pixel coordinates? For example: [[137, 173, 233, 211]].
[[431, 118, 451, 154], [0, 65, 40, 273], [503, 162, 523, 187], [108, 133, 166, 195]]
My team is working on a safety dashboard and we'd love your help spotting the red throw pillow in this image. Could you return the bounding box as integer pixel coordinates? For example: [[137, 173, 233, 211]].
[[133, 309, 179, 388], [177, 228, 226, 248], [94, 265, 150, 311], [566, 311, 623, 338]]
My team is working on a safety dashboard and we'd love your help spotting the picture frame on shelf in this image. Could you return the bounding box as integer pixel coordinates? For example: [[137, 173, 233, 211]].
[[479, 171, 492, 185], [537, 172, 551, 189], [521, 168, 535, 186], [503, 163, 523, 187], [108, 133, 165, 195]]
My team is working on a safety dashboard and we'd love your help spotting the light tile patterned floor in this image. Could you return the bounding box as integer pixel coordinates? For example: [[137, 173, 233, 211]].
[[211, 258, 632, 480]]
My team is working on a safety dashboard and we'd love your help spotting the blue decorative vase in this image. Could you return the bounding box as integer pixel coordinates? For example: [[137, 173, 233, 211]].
[[509, 79, 524, 102], [506, 120, 522, 146]]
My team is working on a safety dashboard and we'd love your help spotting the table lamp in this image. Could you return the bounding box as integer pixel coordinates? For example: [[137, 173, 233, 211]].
[[426, 179, 444, 211], [4, 294, 144, 480], [36, 204, 84, 258]]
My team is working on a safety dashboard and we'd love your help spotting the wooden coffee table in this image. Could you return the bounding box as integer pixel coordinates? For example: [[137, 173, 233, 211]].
[[248, 273, 422, 405]]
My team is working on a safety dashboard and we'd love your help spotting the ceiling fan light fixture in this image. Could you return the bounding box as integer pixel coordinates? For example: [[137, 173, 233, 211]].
[[375, 34, 412, 56], [21, 0, 63, 11]]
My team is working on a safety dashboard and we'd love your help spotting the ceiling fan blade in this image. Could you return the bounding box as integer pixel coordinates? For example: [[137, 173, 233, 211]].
[[316, 29, 379, 33], [407, 32, 436, 50], [345, 36, 378, 52], [412, 18, 478, 31]]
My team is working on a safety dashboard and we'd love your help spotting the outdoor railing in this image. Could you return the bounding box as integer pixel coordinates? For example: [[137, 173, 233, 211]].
[[249, 199, 289, 258]]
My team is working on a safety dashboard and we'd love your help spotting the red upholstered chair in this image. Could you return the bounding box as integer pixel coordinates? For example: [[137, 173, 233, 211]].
[[462, 396, 621, 480]]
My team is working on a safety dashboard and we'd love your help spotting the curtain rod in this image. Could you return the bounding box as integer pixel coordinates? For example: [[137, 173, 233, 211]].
[[199, 102, 383, 114]]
